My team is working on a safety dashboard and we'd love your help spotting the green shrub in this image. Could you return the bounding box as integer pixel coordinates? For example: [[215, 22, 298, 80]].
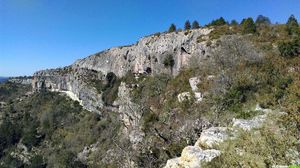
[[278, 39, 300, 58], [163, 55, 175, 68], [208, 25, 235, 40], [0, 120, 22, 156], [27, 155, 46, 168], [90, 72, 121, 105], [142, 111, 159, 131], [205, 124, 296, 167]]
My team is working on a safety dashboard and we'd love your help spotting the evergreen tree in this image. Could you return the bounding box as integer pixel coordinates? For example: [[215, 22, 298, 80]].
[[241, 17, 256, 34], [184, 20, 191, 30], [163, 54, 175, 74], [192, 20, 200, 29], [255, 15, 271, 25], [287, 15, 299, 27], [207, 17, 227, 26], [168, 24, 176, 33], [286, 15, 299, 36], [230, 20, 238, 26]]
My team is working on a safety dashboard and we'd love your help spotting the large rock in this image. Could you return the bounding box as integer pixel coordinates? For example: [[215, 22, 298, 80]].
[[189, 77, 201, 92], [164, 158, 181, 168], [232, 114, 267, 131], [195, 127, 232, 148], [194, 92, 203, 102], [189, 77, 203, 102], [180, 146, 220, 168], [164, 146, 220, 168]]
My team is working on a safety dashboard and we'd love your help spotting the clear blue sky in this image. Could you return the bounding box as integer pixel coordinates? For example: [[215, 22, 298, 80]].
[[0, 0, 300, 77]]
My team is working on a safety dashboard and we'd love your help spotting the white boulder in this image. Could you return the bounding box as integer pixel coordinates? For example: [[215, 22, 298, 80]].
[[195, 127, 231, 148], [164, 157, 181, 168], [178, 92, 192, 102], [180, 146, 220, 168], [189, 77, 201, 92], [232, 114, 267, 131]]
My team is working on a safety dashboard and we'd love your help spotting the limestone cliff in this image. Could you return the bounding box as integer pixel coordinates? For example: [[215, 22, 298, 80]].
[[8, 77, 32, 85], [32, 28, 214, 114]]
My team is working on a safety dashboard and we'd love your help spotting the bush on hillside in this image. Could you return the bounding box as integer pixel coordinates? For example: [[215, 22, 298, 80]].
[[278, 38, 300, 58]]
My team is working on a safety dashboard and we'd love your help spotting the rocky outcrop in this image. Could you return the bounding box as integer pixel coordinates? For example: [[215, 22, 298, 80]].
[[114, 82, 145, 148], [72, 28, 213, 77], [178, 76, 208, 103], [32, 67, 104, 114], [189, 77, 203, 102], [33, 28, 214, 114], [8, 77, 32, 85], [164, 105, 273, 168], [165, 146, 220, 168], [178, 92, 191, 103], [195, 127, 234, 148]]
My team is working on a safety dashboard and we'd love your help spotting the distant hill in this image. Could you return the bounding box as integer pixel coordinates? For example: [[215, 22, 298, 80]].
[[0, 77, 8, 83]]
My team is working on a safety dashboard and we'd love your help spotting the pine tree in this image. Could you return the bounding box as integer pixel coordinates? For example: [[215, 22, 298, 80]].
[[286, 15, 299, 36], [255, 15, 271, 25], [168, 24, 176, 33], [287, 15, 299, 27], [241, 17, 256, 34], [192, 21, 200, 29], [207, 17, 226, 26], [230, 20, 238, 26], [184, 20, 191, 30]]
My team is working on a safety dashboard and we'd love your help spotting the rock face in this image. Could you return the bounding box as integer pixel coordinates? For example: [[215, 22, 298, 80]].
[[32, 67, 104, 114], [8, 77, 32, 85], [32, 28, 214, 114], [72, 28, 213, 77], [115, 82, 142, 130], [114, 82, 145, 148]]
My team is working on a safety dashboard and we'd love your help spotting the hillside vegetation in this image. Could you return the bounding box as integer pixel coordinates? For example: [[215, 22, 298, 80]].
[[1, 15, 300, 168]]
